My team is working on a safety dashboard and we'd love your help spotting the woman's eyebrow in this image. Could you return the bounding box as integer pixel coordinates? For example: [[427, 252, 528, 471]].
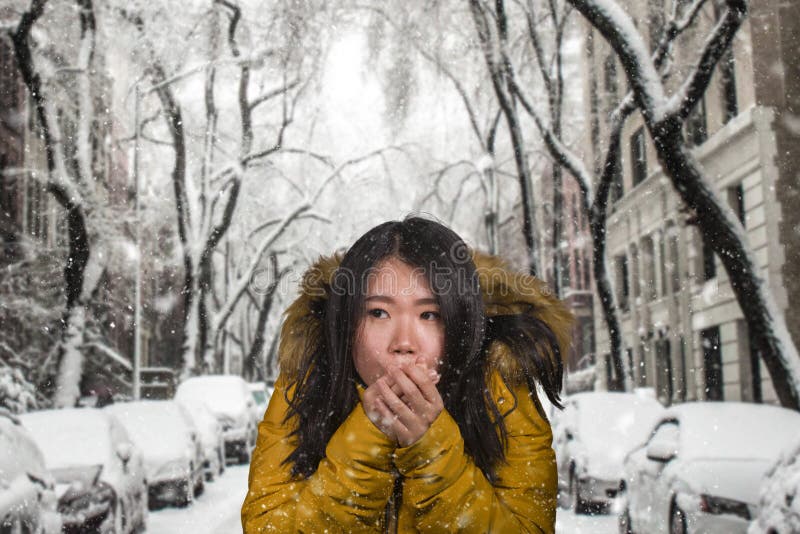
[[365, 295, 439, 305]]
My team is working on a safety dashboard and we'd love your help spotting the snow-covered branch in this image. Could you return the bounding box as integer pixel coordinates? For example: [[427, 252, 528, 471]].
[[662, 0, 747, 123], [212, 202, 312, 335], [567, 0, 666, 121], [248, 79, 301, 113]]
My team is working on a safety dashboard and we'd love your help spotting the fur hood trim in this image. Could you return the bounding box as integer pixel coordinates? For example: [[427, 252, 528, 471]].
[[277, 251, 574, 385]]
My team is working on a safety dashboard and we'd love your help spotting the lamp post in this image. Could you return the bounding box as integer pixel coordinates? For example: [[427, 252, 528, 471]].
[[132, 84, 142, 400]]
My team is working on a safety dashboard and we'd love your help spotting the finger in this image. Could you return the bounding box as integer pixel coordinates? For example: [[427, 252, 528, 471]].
[[388, 366, 428, 414], [374, 397, 401, 438], [377, 376, 420, 427], [383, 372, 406, 399], [400, 364, 442, 405]]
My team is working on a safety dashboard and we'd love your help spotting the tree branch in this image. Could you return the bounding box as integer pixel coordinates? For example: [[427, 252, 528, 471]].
[[663, 0, 747, 123]]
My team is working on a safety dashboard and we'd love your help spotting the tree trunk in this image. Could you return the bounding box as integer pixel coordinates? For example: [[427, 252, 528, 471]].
[[469, 0, 540, 276], [651, 121, 800, 409], [12, 0, 105, 406]]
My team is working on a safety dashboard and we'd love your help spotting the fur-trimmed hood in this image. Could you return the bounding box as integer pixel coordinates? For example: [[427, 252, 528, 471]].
[[277, 251, 574, 386]]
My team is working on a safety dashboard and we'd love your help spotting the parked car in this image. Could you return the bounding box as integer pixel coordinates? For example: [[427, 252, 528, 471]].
[[0, 409, 60, 533], [619, 402, 800, 534], [19, 408, 147, 534], [175, 375, 257, 464], [247, 381, 272, 422], [105, 400, 204, 508], [553, 390, 664, 513], [748, 436, 800, 534], [175, 398, 225, 481]]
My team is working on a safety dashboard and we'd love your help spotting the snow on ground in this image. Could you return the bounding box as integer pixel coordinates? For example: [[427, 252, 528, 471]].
[[146, 465, 249, 534], [557, 506, 618, 533], [146, 465, 618, 533]]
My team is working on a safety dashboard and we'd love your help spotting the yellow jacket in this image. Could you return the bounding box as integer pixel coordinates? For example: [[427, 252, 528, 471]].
[[242, 252, 573, 533]]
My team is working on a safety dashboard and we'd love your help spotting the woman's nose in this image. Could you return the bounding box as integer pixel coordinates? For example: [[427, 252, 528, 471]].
[[390, 319, 417, 355]]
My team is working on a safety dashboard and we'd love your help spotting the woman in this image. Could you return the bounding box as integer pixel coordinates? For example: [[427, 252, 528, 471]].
[[242, 217, 573, 533]]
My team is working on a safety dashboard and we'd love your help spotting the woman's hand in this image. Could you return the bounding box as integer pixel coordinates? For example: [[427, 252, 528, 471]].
[[378, 362, 443, 447], [363, 377, 400, 443]]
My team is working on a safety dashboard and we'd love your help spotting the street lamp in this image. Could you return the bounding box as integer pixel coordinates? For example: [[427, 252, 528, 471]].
[[132, 83, 142, 400]]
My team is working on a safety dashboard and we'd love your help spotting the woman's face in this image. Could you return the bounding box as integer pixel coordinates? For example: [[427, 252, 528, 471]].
[[352, 257, 445, 386]]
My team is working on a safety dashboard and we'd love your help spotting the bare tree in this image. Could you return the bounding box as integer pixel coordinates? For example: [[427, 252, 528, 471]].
[[560, 0, 800, 408], [360, 3, 540, 273], [468, 0, 719, 391], [9, 0, 120, 407]]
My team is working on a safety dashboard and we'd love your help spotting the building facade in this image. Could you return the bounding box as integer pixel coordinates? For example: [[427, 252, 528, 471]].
[[582, 0, 799, 405]]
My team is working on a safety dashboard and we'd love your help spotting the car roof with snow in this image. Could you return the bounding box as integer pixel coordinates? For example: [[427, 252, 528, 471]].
[[175, 375, 252, 417], [105, 400, 195, 443], [654, 401, 800, 461], [19, 408, 114, 469], [562, 390, 665, 447]]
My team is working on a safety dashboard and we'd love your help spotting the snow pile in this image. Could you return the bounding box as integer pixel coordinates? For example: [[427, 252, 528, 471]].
[[0, 366, 37, 414], [749, 438, 800, 534]]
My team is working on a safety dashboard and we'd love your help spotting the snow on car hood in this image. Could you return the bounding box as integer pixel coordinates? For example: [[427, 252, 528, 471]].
[[673, 457, 773, 506]]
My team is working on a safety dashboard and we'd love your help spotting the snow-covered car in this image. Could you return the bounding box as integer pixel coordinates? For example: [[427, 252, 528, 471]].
[[748, 437, 800, 534], [553, 390, 664, 513], [105, 400, 204, 508], [175, 398, 225, 481], [247, 381, 272, 422], [0, 409, 60, 533], [619, 402, 800, 534], [19, 408, 147, 534], [175, 375, 257, 464]]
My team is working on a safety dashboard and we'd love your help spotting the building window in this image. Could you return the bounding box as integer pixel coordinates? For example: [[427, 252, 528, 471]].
[[686, 96, 708, 146], [642, 235, 657, 301], [702, 234, 716, 281], [701, 327, 723, 401], [668, 228, 681, 293], [604, 54, 618, 117], [610, 149, 624, 203], [615, 254, 630, 312], [720, 50, 738, 124], [750, 343, 763, 403], [631, 127, 647, 186], [727, 183, 745, 226], [561, 249, 572, 289], [583, 249, 591, 290], [571, 195, 579, 236]]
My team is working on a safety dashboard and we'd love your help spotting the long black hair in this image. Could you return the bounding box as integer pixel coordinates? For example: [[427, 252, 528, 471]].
[[284, 216, 563, 480]]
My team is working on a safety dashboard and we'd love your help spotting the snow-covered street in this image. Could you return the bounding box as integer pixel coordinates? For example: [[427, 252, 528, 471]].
[[146, 466, 248, 534], [144, 463, 618, 533]]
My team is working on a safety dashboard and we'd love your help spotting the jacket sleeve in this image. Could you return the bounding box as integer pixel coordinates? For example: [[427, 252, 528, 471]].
[[242, 373, 396, 533], [393, 371, 557, 534]]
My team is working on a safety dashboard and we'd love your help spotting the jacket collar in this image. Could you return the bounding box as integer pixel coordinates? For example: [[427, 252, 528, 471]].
[[277, 251, 574, 386]]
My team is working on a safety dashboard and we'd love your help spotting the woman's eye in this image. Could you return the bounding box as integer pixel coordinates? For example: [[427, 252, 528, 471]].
[[421, 311, 441, 321], [368, 308, 388, 319]]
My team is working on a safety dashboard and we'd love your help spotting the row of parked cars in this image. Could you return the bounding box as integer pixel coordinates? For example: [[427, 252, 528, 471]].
[[0, 375, 274, 533], [550, 390, 800, 534]]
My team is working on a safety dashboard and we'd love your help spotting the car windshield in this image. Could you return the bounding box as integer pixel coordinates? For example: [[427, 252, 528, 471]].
[[251, 390, 267, 405]]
